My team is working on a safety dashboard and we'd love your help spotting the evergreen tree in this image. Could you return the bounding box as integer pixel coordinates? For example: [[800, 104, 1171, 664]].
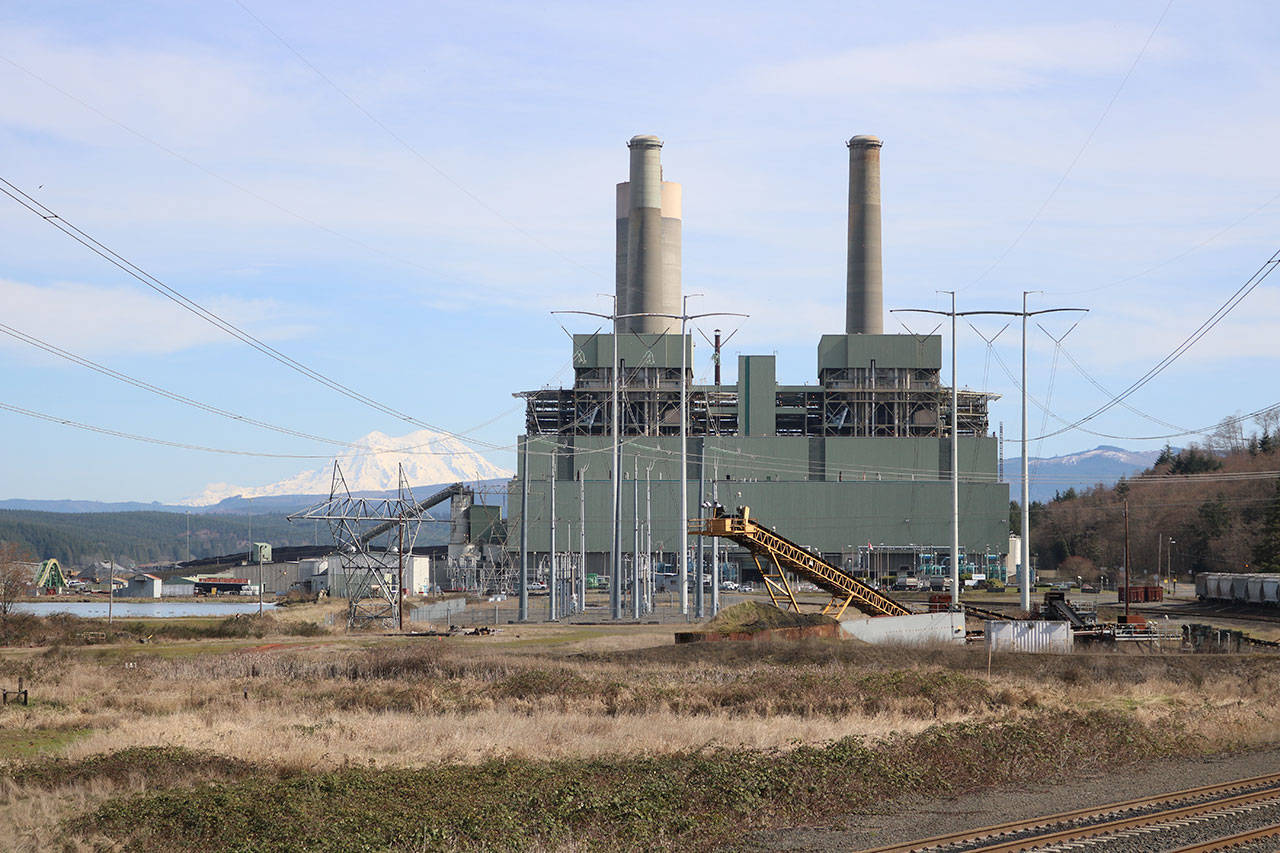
[[1253, 479, 1280, 573]]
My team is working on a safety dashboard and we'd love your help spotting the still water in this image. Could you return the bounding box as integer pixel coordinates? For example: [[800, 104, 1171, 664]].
[[15, 600, 276, 618]]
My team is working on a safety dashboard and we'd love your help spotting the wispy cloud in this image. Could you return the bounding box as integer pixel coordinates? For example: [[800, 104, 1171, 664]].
[[753, 22, 1177, 96], [0, 279, 308, 356]]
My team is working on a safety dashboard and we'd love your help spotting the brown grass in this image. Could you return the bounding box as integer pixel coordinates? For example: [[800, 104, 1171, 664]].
[[0, 630, 1277, 849]]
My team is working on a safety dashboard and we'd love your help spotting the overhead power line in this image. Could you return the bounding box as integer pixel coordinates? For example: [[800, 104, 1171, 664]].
[[0, 319, 519, 459], [0, 174, 508, 451], [964, 0, 1175, 290], [0, 400, 342, 458], [1032, 246, 1280, 441], [232, 0, 602, 281]]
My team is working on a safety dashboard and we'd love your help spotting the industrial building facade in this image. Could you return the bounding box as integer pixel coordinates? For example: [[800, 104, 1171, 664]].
[[511, 134, 1009, 582]]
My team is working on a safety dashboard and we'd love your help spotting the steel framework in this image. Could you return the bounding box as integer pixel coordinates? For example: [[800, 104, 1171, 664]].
[[289, 463, 429, 629], [690, 506, 911, 619]]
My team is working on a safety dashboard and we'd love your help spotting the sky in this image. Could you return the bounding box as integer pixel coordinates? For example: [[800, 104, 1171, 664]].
[[1, 0, 1279, 502]]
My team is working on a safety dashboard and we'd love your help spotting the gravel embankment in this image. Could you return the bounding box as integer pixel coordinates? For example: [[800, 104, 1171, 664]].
[[738, 747, 1280, 852]]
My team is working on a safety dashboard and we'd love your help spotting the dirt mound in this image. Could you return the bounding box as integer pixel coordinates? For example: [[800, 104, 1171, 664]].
[[704, 601, 836, 634]]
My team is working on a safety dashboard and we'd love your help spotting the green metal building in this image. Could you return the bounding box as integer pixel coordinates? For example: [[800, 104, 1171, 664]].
[[509, 133, 1008, 584]]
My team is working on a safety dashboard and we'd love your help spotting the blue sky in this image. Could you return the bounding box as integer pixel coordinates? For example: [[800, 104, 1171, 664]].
[[2, 0, 1279, 502]]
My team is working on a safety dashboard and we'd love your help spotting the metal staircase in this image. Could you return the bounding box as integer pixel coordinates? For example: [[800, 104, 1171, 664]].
[[689, 506, 912, 619]]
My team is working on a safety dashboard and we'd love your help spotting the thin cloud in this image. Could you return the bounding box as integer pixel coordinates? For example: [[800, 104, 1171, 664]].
[[0, 279, 309, 356], [754, 22, 1177, 96]]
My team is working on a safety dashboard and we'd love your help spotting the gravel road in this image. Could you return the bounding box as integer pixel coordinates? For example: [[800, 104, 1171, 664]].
[[736, 746, 1280, 852]]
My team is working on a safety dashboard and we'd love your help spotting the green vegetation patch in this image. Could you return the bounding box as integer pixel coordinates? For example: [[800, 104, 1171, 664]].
[[7, 745, 262, 790], [0, 726, 89, 760], [704, 601, 836, 634], [67, 710, 1183, 852]]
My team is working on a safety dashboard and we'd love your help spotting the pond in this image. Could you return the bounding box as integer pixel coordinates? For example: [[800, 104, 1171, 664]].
[[13, 600, 277, 619]]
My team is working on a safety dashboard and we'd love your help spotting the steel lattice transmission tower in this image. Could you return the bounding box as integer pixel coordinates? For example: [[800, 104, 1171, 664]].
[[290, 462, 428, 629]]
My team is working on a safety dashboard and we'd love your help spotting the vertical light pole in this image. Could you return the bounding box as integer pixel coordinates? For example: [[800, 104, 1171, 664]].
[[579, 464, 587, 615], [696, 443, 706, 619], [946, 291, 960, 604], [633, 456, 641, 620], [711, 459, 720, 615], [1020, 292, 1032, 611], [549, 471, 557, 621], [519, 435, 528, 622], [645, 461, 653, 613], [678, 298, 691, 616]]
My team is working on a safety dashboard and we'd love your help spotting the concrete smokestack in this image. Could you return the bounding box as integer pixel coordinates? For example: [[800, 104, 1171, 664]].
[[615, 134, 681, 334], [846, 135, 884, 335]]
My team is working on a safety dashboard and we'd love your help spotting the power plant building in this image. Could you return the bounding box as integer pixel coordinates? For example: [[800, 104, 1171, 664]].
[[511, 135, 1009, 583]]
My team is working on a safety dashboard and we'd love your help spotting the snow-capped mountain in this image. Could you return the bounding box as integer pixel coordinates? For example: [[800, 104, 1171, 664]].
[[181, 429, 512, 506], [1003, 445, 1164, 503]]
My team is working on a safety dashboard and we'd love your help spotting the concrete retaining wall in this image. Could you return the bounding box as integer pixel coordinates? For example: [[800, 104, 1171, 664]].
[[839, 611, 966, 645]]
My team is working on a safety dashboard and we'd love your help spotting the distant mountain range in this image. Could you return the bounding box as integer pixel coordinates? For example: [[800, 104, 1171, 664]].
[[1003, 445, 1164, 503], [1, 429, 513, 515], [3, 437, 1158, 513], [180, 429, 512, 506]]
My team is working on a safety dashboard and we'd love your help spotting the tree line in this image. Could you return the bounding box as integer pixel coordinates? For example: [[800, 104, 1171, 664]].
[[1024, 415, 1280, 581]]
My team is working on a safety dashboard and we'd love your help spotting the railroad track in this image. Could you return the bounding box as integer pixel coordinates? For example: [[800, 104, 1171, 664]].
[[859, 772, 1280, 852]]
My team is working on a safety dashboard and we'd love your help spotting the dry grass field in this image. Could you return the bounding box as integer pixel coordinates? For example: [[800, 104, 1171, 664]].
[[0, 606, 1278, 851]]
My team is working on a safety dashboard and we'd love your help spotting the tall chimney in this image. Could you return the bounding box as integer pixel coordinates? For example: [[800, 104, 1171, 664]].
[[615, 135, 681, 334], [846, 135, 884, 335]]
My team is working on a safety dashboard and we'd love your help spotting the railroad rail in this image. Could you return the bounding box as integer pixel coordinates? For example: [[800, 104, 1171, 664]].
[[858, 771, 1280, 852], [689, 506, 910, 619], [1168, 824, 1280, 851]]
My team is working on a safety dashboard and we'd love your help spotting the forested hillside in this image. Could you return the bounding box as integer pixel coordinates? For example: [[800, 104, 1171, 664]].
[[0, 511, 320, 567], [1029, 426, 1280, 579]]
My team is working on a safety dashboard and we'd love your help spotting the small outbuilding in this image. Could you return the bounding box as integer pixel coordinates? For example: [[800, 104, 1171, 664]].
[[122, 574, 162, 599]]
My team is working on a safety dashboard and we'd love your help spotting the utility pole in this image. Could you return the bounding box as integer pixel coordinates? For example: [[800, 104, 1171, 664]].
[[108, 555, 114, 625], [633, 456, 641, 620], [1123, 499, 1131, 623], [549, 470, 557, 621], [896, 295, 1087, 613], [579, 465, 587, 615], [397, 520, 405, 631], [519, 435, 528, 622], [711, 459, 720, 615], [645, 462, 653, 613], [555, 299, 746, 619], [696, 444, 706, 619]]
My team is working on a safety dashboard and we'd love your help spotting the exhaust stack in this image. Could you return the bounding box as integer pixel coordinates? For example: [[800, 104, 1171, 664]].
[[846, 135, 884, 335], [615, 135, 681, 334]]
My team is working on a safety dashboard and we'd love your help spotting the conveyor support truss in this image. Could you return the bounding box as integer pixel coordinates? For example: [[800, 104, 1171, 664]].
[[689, 507, 911, 619]]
